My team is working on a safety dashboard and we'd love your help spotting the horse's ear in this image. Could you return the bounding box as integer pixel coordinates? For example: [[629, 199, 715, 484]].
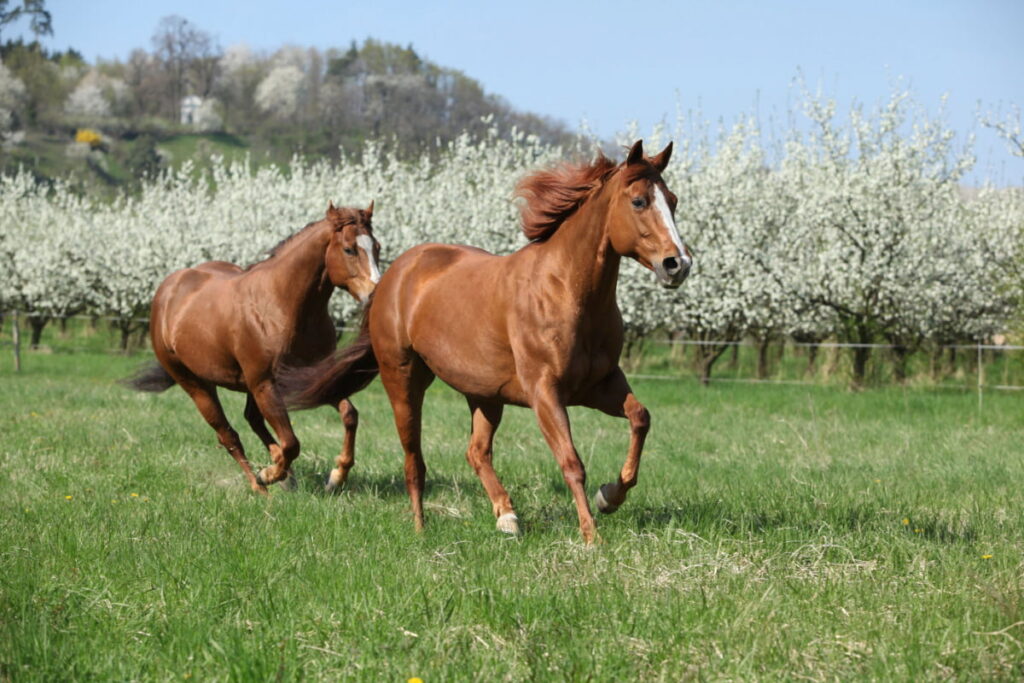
[[651, 141, 673, 172], [365, 200, 374, 219], [626, 139, 644, 166], [327, 200, 336, 215]]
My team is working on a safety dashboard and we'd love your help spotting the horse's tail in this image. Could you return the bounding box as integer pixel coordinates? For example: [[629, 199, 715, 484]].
[[280, 299, 379, 409], [122, 361, 176, 393]]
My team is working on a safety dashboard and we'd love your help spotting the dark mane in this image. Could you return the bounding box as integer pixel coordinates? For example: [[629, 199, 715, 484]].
[[245, 207, 363, 271], [515, 154, 618, 241], [260, 220, 320, 263]]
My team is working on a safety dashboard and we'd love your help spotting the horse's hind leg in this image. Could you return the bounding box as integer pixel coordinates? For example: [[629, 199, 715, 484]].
[[180, 379, 267, 494], [246, 380, 301, 488], [465, 399, 519, 534], [581, 368, 650, 514], [379, 358, 433, 532], [244, 393, 295, 489], [325, 399, 358, 493]]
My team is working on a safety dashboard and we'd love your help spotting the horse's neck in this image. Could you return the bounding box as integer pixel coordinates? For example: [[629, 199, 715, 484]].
[[539, 189, 620, 309], [261, 222, 334, 313]]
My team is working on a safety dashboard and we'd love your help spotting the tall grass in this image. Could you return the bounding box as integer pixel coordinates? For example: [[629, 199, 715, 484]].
[[1, 343, 1022, 680]]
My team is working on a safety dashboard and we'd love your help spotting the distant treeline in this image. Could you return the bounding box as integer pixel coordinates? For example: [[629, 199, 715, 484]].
[[0, 15, 572, 181]]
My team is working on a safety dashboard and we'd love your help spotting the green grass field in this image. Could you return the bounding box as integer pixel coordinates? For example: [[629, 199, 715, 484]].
[[1, 336, 1023, 680]]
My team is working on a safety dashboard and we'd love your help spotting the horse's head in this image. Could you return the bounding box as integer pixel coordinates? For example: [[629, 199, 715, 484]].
[[324, 200, 381, 303], [606, 140, 692, 288]]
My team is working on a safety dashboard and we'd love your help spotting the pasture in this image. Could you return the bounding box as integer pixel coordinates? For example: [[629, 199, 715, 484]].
[[1, 332, 1023, 680]]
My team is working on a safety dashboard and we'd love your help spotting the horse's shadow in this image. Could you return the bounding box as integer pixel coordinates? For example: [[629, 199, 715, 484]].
[[289, 468, 410, 499]]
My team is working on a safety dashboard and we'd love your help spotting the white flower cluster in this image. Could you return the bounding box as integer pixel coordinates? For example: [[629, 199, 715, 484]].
[[1, 91, 1022, 365]]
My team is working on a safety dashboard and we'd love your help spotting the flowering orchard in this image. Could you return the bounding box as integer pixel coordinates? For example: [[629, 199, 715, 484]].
[[1, 91, 1022, 383]]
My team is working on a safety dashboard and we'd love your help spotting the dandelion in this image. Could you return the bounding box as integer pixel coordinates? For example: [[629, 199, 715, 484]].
[[65, 495, 73, 500], [902, 518, 909, 526], [914, 528, 923, 534], [873, 478, 881, 483], [111, 499, 118, 504], [408, 678, 424, 683], [981, 554, 993, 560], [131, 493, 139, 498]]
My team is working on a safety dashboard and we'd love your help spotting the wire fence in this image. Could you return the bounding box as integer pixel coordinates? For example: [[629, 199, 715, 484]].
[[3, 311, 1023, 396]]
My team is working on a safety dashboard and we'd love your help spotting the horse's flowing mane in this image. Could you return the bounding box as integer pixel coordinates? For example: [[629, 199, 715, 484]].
[[515, 154, 618, 241]]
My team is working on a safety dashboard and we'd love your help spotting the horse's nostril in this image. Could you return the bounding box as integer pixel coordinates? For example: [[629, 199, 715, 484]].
[[662, 256, 680, 274]]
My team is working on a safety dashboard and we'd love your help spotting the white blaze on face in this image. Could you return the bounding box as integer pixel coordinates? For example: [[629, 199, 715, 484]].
[[355, 234, 381, 283], [653, 186, 691, 266]]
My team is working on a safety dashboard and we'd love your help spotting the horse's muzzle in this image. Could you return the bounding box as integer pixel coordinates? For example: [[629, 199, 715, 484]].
[[655, 253, 691, 288]]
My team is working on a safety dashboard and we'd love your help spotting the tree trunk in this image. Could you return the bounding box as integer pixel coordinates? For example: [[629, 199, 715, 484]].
[[726, 342, 740, 371], [696, 343, 730, 386], [805, 344, 819, 377], [851, 346, 871, 390], [889, 346, 910, 384], [12, 312, 21, 372], [756, 336, 772, 380], [28, 315, 48, 349]]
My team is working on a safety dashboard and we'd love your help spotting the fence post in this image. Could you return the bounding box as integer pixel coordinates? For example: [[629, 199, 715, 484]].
[[12, 311, 21, 373], [977, 341, 983, 413]]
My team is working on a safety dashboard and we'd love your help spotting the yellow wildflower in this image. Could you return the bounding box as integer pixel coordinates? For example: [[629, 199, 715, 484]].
[[914, 528, 923, 534], [75, 128, 103, 147], [131, 493, 139, 498], [901, 518, 909, 526], [408, 678, 424, 683], [981, 554, 993, 560], [65, 495, 73, 500]]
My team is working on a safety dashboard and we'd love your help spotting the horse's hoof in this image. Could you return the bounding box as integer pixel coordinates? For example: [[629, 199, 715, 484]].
[[279, 472, 297, 491], [255, 468, 270, 487], [324, 469, 344, 494], [595, 483, 620, 514], [496, 512, 521, 535]]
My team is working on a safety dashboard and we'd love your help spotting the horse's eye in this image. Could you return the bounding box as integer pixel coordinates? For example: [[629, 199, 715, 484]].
[[632, 197, 648, 209], [343, 247, 357, 256]]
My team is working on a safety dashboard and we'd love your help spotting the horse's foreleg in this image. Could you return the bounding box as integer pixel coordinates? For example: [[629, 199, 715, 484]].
[[532, 385, 598, 544], [248, 381, 300, 488], [464, 400, 518, 534], [582, 368, 650, 514], [325, 399, 358, 493], [182, 381, 267, 494]]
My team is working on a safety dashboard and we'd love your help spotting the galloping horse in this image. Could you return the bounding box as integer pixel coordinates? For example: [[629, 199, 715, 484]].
[[285, 141, 690, 543], [127, 202, 381, 494]]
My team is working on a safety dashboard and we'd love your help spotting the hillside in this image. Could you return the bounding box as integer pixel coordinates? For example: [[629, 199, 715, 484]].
[[0, 30, 573, 192]]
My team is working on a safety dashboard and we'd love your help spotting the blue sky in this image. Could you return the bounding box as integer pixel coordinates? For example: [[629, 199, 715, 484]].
[[11, 0, 1024, 181]]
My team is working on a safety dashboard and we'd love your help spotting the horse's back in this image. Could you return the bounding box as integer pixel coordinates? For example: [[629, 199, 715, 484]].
[[372, 242, 524, 401]]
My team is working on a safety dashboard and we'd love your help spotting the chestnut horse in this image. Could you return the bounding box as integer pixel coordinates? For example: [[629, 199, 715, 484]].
[[286, 141, 690, 543], [127, 202, 381, 494]]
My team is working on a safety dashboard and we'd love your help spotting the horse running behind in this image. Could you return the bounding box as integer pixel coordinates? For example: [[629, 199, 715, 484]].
[[127, 202, 381, 493], [284, 141, 690, 543]]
